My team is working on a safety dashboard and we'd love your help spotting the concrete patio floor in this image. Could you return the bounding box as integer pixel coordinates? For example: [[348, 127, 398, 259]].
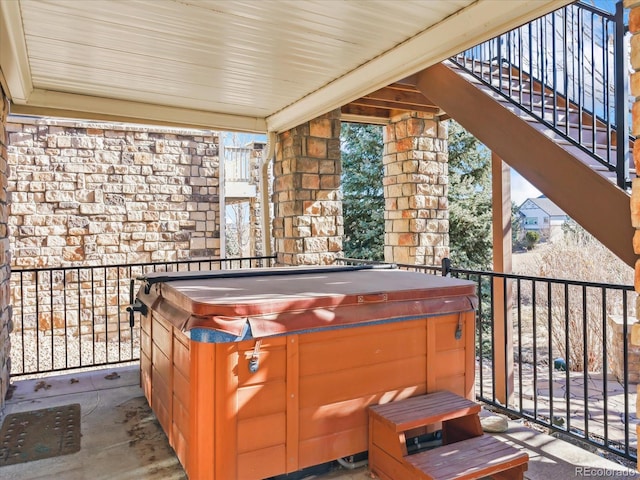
[[0, 365, 638, 480]]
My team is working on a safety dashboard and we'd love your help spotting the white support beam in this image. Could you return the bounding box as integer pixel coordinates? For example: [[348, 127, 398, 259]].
[[0, 0, 33, 103], [11, 89, 267, 133]]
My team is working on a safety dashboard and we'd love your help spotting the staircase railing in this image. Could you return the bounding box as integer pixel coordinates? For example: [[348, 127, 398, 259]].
[[450, 1, 631, 189]]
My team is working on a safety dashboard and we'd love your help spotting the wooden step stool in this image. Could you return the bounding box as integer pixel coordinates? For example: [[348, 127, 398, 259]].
[[368, 391, 528, 480]]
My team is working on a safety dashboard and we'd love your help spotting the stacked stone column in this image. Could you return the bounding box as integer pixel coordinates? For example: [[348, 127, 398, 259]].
[[272, 110, 342, 265], [383, 112, 448, 266], [0, 85, 11, 415], [627, 0, 640, 470], [249, 143, 269, 258]]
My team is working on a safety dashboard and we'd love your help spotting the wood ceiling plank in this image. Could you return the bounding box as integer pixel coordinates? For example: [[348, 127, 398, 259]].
[[364, 87, 437, 108], [341, 104, 390, 119], [349, 97, 440, 114]]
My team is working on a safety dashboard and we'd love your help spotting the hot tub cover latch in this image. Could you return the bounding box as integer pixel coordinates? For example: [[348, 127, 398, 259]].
[[249, 339, 262, 373], [455, 316, 463, 340]]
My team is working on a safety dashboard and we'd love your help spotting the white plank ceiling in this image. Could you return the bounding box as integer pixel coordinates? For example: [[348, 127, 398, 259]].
[[1, 0, 572, 133]]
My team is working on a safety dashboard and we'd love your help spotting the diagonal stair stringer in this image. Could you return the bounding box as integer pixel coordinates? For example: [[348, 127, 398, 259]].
[[417, 61, 634, 268]]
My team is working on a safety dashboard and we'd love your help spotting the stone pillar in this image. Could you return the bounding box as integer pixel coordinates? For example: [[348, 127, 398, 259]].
[[0, 84, 11, 415], [250, 143, 267, 257], [627, 0, 640, 470], [383, 112, 448, 266], [272, 110, 342, 266]]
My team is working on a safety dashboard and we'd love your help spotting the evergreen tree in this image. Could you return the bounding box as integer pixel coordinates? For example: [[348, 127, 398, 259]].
[[340, 123, 384, 261], [340, 120, 492, 268], [447, 121, 493, 269]]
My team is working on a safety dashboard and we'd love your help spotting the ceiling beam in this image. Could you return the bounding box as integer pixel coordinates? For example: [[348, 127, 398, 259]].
[[384, 84, 423, 94], [0, 0, 33, 103], [349, 97, 441, 115], [340, 112, 390, 125], [341, 104, 391, 120], [393, 74, 419, 87], [364, 87, 437, 108], [11, 89, 267, 133]]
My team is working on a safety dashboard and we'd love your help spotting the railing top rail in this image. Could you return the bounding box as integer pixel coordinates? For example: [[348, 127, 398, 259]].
[[224, 145, 254, 151], [11, 255, 278, 274], [13, 255, 632, 291], [338, 258, 633, 291], [575, 1, 616, 20], [447, 266, 634, 291], [391, 261, 633, 291], [336, 257, 394, 266], [576, 2, 616, 20]]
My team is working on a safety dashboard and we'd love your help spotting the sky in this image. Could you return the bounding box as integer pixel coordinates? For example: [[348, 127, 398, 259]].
[[511, 170, 541, 207]]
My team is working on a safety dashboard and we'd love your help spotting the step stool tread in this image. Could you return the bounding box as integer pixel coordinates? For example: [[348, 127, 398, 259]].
[[404, 434, 528, 480], [369, 391, 481, 432]]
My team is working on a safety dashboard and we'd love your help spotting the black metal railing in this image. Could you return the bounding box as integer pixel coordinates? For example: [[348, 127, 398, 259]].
[[10, 255, 276, 377], [446, 264, 636, 461], [443, 261, 635, 461], [338, 257, 637, 461], [13, 254, 638, 460], [451, 1, 631, 189]]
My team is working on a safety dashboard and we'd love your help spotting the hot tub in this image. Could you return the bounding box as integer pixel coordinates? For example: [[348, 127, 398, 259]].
[[134, 265, 477, 479]]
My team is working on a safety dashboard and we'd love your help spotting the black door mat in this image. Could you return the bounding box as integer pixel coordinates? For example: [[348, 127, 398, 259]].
[[0, 403, 81, 466]]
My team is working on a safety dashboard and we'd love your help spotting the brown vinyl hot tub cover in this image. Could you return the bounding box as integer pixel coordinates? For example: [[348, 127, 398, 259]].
[[137, 265, 477, 341]]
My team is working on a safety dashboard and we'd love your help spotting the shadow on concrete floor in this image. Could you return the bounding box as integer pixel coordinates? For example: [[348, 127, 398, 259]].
[[0, 365, 637, 480]]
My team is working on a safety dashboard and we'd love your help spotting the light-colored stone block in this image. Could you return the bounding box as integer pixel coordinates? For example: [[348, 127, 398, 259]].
[[632, 322, 640, 346], [610, 316, 640, 384], [625, 1, 640, 10], [632, 179, 640, 228]]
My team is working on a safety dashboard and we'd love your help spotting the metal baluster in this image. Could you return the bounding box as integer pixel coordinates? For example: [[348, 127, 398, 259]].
[[582, 285, 589, 442]]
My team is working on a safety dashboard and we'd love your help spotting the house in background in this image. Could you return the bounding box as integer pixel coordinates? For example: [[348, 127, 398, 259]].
[[518, 195, 570, 241]]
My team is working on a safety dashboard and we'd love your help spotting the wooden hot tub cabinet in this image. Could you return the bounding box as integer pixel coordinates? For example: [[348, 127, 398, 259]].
[[135, 265, 477, 480]]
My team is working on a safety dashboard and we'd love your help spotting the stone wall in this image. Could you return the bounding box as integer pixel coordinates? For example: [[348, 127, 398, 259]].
[[6, 117, 221, 374], [0, 86, 11, 413], [7, 117, 221, 268]]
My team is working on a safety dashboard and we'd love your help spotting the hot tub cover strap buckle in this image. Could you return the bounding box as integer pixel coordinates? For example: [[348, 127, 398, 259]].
[[455, 317, 463, 340], [249, 339, 262, 373]]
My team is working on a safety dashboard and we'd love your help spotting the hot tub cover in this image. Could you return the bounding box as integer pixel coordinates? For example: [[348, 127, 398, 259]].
[[137, 265, 477, 341]]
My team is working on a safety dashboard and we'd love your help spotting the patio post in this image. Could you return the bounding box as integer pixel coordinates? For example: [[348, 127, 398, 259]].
[[491, 152, 514, 405], [382, 112, 449, 266], [249, 142, 268, 257]]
